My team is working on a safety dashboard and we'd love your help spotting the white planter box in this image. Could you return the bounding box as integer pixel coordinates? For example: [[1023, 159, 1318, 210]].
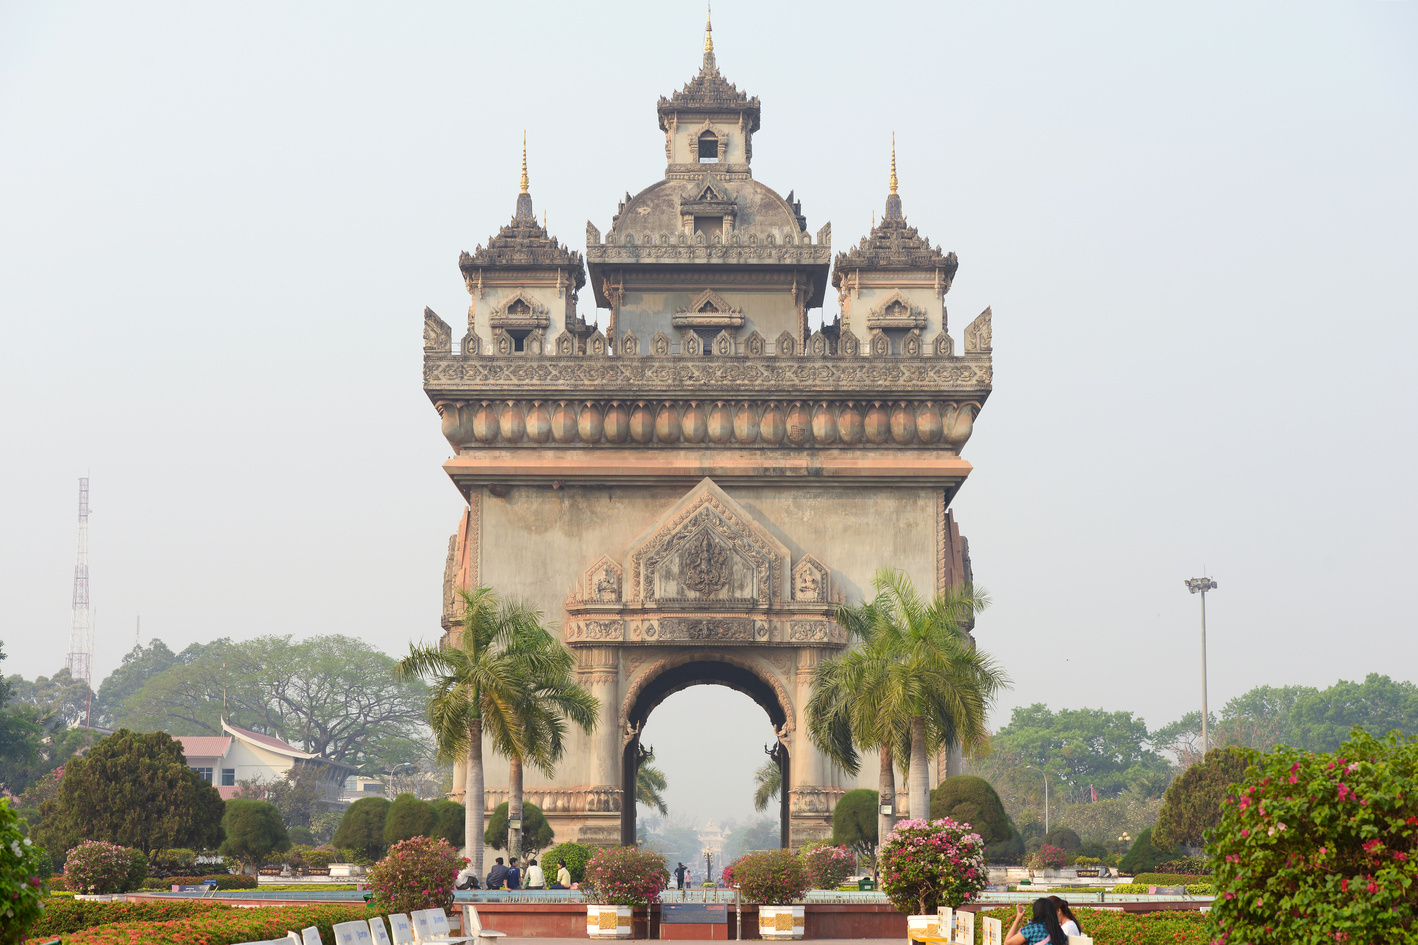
[[587, 904, 633, 939], [759, 905, 805, 940], [909, 913, 941, 941]]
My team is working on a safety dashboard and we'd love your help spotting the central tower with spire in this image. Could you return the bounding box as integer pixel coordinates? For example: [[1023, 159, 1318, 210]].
[[422, 13, 994, 856]]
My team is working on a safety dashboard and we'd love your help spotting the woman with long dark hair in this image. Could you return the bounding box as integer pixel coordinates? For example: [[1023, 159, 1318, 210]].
[[1003, 897, 1067, 945], [1047, 896, 1083, 938]]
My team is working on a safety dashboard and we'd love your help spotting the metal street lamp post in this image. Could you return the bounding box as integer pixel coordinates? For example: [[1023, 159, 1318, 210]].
[[1185, 577, 1218, 754], [1024, 764, 1049, 835]]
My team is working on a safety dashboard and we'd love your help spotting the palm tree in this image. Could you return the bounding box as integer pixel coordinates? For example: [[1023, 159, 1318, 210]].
[[808, 569, 1009, 824], [497, 624, 598, 859], [394, 586, 546, 875], [752, 759, 780, 813], [637, 748, 669, 816]]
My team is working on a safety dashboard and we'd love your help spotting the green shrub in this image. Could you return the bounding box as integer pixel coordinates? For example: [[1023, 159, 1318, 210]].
[[28, 898, 225, 936], [219, 799, 290, 876], [544, 840, 592, 884], [287, 826, 314, 846], [383, 793, 437, 846], [879, 817, 989, 914], [138, 873, 257, 890], [984, 820, 1025, 865], [1208, 729, 1418, 945], [1110, 882, 1148, 893], [583, 845, 669, 906], [0, 797, 50, 945], [64, 903, 391, 945], [974, 906, 1208, 944], [1077, 840, 1108, 860], [1153, 745, 1254, 850], [332, 796, 391, 861], [431, 800, 464, 847], [1030, 844, 1066, 870], [724, 849, 809, 904], [484, 801, 554, 854], [1043, 826, 1082, 855], [830, 789, 878, 865], [146, 848, 197, 876], [1118, 826, 1172, 874], [929, 776, 1012, 844], [1151, 856, 1210, 875], [368, 835, 463, 916]]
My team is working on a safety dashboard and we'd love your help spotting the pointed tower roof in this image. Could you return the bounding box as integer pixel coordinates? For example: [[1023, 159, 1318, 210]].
[[656, 11, 760, 133], [460, 140, 585, 287], [831, 139, 958, 287]]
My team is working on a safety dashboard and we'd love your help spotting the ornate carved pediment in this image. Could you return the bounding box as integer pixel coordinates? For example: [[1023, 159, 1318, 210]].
[[673, 289, 745, 329], [866, 291, 927, 330], [620, 330, 641, 356], [792, 554, 830, 603], [583, 555, 623, 603], [424, 307, 452, 353], [965, 307, 992, 353], [679, 173, 738, 218], [489, 290, 551, 330], [629, 478, 788, 606]]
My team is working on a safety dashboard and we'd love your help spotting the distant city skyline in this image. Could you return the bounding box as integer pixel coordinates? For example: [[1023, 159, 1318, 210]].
[[2, 2, 1415, 826]]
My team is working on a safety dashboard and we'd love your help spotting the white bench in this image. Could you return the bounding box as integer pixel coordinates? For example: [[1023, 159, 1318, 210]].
[[410, 908, 471, 944], [464, 906, 505, 940]]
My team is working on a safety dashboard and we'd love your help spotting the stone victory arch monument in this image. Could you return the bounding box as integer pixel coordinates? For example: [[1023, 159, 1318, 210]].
[[422, 23, 993, 848]]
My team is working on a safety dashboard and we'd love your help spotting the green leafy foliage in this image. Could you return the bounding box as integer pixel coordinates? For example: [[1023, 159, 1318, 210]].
[[138, 873, 257, 890], [974, 906, 1209, 943], [0, 797, 49, 945], [720, 819, 775, 861], [878, 817, 989, 914], [1043, 826, 1081, 855], [61, 840, 147, 894], [724, 848, 809, 904], [1133, 871, 1213, 885], [1150, 856, 1211, 875], [383, 792, 437, 846], [28, 898, 224, 936], [1153, 745, 1254, 850], [1208, 729, 1418, 944], [583, 845, 669, 905], [63, 903, 393, 945], [830, 788, 878, 864], [484, 800, 554, 855], [1118, 826, 1173, 875], [431, 799, 465, 847], [544, 841, 592, 884], [332, 795, 390, 860], [368, 835, 463, 915], [32, 729, 225, 858], [980, 703, 1169, 801], [1030, 843, 1066, 870], [287, 826, 314, 846], [218, 799, 289, 876], [929, 776, 1011, 844], [984, 821, 1025, 865], [146, 847, 197, 875]]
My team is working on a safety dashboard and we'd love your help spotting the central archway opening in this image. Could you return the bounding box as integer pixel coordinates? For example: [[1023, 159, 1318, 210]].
[[621, 658, 791, 850]]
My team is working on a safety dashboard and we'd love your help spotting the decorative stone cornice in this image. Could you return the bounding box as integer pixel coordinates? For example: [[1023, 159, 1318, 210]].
[[657, 51, 761, 133]]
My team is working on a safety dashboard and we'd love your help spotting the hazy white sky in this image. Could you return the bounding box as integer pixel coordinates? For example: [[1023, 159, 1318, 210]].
[[2, 2, 1415, 825]]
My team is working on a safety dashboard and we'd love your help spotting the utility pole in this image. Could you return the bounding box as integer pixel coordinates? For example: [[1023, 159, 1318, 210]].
[[65, 478, 94, 727], [1186, 576, 1218, 754], [1025, 765, 1049, 835]]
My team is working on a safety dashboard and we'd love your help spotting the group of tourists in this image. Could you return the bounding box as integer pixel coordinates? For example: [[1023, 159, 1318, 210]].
[[456, 856, 574, 891], [1004, 897, 1084, 945]]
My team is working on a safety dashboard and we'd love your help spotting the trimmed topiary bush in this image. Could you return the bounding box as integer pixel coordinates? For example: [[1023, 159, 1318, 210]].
[[830, 788, 879, 865], [332, 796, 391, 861], [544, 840, 592, 884], [985, 820, 1025, 865], [383, 793, 437, 846], [62, 840, 147, 894], [726, 848, 810, 904], [484, 801, 554, 855], [929, 776, 1012, 844], [0, 798, 49, 945], [368, 835, 463, 916], [219, 799, 289, 876], [1154, 745, 1254, 850], [1118, 826, 1172, 875], [146, 848, 197, 876], [583, 845, 669, 906], [138, 872, 258, 890], [801, 844, 853, 890], [1043, 826, 1082, 856], [878, 817, 989, 914], [431, 800, 465, 848]]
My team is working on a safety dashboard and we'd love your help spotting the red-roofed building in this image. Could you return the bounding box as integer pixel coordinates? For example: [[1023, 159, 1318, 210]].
[[176, 720, 356, 801]]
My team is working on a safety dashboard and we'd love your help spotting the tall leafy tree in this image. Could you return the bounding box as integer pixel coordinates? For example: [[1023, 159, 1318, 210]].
[[1153, 745, 1255, 850], [395, 586, 547, 874], [220, 799, 290, 875], [0, 642, 44, 794], [809, 569, 1006, 822], [637, 748, 669, 816], [93, 639, 187, 726], [32, 729, 225, 857], [984, 704, 1166, 802]]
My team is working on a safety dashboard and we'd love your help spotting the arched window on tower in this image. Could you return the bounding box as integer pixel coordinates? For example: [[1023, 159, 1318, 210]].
[[697, 131, 719, 163]]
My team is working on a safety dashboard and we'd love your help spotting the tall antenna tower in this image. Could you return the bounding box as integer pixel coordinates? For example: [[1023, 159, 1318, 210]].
[[64, 478, 94, 722]]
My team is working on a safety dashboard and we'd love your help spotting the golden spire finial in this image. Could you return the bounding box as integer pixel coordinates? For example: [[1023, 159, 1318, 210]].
[[705, 2, 714, 52], [520, 131, 529, 194], [889, 132, 898, 195]]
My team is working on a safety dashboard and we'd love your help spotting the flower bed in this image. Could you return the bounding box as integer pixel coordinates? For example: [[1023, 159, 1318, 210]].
[[367, 836, 462, 915], [27, 898, 226, 937], [975, 907, 1209, 945], [879, 818, 988, 914], [60, 903, 388, 945]]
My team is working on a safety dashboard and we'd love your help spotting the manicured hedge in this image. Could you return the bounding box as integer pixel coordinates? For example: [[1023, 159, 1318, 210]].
[[1131, 872, 1210, 886], [975, 907, 1208, 944], [64, 904, 389, 945], [28, 898, 226, 937], [138, 873, 258, 890], [1111, 882, 1214, 895]]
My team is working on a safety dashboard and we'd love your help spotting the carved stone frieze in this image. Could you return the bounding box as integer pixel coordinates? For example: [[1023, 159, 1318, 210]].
[[965, 307, 992, 353], [788, 786, 847, 815], [482, 786, 621, 814], [424, 307, 452, 353], [672, 289, 745, 329], [866, 291, 927, 330], [792, 555, 830, 603]]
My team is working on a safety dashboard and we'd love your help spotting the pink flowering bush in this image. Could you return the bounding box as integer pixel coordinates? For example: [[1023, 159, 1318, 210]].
[[583, 845, 670, 906], [724, 849, 810, 904], [62, 839, 147, 894], [801, 843, 854, 889], [878, 817, 988, 914], [1030, 843, 1067, 870], [367, 835, 462, 915], [1208, 729, 1418, 945], [1, 798, 50, 945]]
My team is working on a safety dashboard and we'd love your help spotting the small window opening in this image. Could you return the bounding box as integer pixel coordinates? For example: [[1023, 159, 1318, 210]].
[[697, 131, 719, 163], [221, 769, 236, 786], [694, 216, 723, 241], [508, 328, 531, 353]]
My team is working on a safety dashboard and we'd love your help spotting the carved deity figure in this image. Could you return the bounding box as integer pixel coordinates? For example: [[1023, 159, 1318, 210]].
[[683, 532, 729, 597], [595, 566, 619, 601], [795, 568, 822, 601]]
